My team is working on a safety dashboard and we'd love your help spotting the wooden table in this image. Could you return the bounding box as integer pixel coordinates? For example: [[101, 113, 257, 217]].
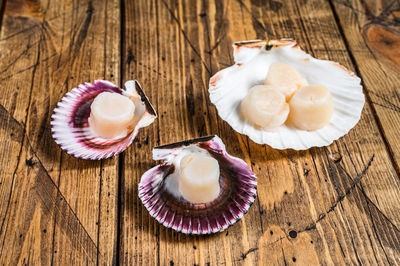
[[0, 0, 400, 264]]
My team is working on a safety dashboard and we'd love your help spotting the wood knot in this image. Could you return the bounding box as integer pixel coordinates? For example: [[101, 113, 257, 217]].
[[363, 24, 400, 68], [6, 0, 44, 19], [25, 158, 35, 167]]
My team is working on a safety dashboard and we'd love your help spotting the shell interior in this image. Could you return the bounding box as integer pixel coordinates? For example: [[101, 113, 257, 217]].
[[209, 39, 365, 150], [138, 135, 257, 234], [51, 80, 156, 160]]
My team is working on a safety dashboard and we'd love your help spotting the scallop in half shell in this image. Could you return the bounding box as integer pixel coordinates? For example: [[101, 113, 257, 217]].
[[138, 135, 257, 234], [209, 39, 365, 150], [51, 80, 156, 160]]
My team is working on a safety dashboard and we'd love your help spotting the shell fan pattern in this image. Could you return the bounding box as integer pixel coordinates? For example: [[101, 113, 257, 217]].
[[138, 135, 257, 235], [209, 39, 365, 150], [51, 80, 156, 160]]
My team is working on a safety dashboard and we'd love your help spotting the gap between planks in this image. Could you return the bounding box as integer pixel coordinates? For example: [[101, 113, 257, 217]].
[[0, 0, 6, 32], [116, 0, 126, 264]]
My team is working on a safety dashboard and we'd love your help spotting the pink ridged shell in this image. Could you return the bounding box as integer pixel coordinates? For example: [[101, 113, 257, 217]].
[[51, 80, 156, 160], [138, 136, 257, 234]]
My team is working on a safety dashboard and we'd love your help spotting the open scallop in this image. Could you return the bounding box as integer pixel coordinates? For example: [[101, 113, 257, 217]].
[[51, 80, 156, 160], [138, 135, 257, 235], [209, 39, 365, 150]]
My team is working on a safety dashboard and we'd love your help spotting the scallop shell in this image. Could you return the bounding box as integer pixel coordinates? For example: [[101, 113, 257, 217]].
[[138, 135, 257, 235], [209, 39, 365, 150], [51, 80, 156, 160]]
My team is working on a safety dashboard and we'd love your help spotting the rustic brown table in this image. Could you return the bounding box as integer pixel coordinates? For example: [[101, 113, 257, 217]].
[[1, 0, 400, 265]]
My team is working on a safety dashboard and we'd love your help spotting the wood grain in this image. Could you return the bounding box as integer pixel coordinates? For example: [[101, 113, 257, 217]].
[[120, 1, 264, 265], [0, 0, 399, 265], [331, 0, 400, 172], [235, 0, 400, 264], [223, 0, 399, 264], [120, 0, 400, 265], [0, 0, 119, 264]]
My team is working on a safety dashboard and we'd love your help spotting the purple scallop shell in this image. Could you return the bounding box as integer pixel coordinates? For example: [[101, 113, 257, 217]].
[[51, 80, 157, 160], [138, 135, 257, 235]]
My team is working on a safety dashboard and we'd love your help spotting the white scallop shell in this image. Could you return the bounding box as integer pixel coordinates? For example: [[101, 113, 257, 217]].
[[209, 39, 365, 150]]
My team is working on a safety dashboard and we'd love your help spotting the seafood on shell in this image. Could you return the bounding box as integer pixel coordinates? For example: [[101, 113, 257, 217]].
[[51, 80, 156, 160], [209, 39, 365, 150], [138, 135, 257, 234]]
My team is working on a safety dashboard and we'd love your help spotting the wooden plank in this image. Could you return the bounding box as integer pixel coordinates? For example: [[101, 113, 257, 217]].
[[120, 0, 263, 265], [293, 0, 400, 232], [216, 0, 400, 264], [120, 0, 400, 265], [330, 0, 400, 172], [0, 0, 398, 264], [0, 0, 119, 264], [233, 0, 400, 264]]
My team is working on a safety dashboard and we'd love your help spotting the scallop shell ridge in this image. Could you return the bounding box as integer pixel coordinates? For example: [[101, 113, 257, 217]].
[[138, 135, 257, 234], [51, 80, 156, 160], [209, 39, 365, 150]]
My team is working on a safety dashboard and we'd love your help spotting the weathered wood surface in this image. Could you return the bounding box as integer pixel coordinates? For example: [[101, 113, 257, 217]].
[[331, 0, 400, 173], [0, 0, 400, 265], [0, 0, 120, 264]]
